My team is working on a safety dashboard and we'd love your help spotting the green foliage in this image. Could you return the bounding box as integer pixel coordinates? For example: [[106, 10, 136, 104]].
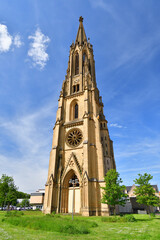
[[20, 199, 30, 207], [59, 224, 90, 234], [5, 211, 24, 217], [134, 173, 160, 213], [0, 174, 18, 208], [1, 211, 160, 239], [3, 215, 97, 235], [101, 214, 136, 222], [150, 213, 156, 218], [101, 169, 128, 215], [123, 214, 136, 222], [101, 216, 120, 222], [16, 191, 30, 199]]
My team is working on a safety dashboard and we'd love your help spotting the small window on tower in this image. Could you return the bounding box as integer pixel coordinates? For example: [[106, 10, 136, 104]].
[[101, 137, 103, 141], [75, 104, 78, 119], [77, 84, 79, 92], [75, 53, 79, 75], [83, 53, 86, 63], [89, 60, 91, 74], [73, 85, 76, 93], [104, 123, 105, 127]]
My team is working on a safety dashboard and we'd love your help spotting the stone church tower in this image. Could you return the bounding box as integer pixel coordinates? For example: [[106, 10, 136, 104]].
[[43, 17, 116, 216]]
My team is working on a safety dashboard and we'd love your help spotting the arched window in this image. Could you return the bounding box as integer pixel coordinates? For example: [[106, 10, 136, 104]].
[[75, 104, 78, 119], [83, 53, 86, 64], [75, 53, 79, 75], [70, 99, 79, 121]]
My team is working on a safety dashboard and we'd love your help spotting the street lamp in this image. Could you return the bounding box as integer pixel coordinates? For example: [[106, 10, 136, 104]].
[[69, 178, 79, 220]]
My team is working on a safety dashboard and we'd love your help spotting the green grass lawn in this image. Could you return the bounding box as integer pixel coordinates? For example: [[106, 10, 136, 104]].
[[0, 211, 160, 240]]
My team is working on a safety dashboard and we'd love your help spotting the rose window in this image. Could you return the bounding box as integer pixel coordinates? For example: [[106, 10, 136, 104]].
[[67, 128, 83, 147]]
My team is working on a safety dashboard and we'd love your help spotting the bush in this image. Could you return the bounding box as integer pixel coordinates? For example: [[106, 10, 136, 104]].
[[3, 215, 96, 234], [150, 213, 155, 217], [101, 214, 136, 223], [123, 214, 136, 222], [5, 211, 24, 217], [101, 216, 120, 222], [60, 224, 90, 234], [46, 212, 61, 218]]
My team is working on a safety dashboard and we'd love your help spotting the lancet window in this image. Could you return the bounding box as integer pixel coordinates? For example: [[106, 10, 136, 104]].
[[75, 53, 79, 75], [75, 104, 78, 119]]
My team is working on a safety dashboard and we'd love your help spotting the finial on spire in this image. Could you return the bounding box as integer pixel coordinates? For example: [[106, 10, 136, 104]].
[[79, 16, 83, 22]]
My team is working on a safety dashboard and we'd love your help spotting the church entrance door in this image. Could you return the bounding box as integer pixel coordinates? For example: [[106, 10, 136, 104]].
[[68, 173, 80, 213], [68, 187, 80, 213]]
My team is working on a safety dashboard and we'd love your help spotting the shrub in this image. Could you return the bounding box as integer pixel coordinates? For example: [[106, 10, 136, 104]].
[[101, 215, 136, 222], [150, 213, 155, 218], [60, 224, 90, 234], [101, 216, 119, 222], [123, 214, 136, 222], [90, 222, 98, 227], [5, 211, 24, 217], [3, 215, 95, 234]]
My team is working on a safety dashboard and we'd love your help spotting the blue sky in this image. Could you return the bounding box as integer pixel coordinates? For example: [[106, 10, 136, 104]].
[[0, 0, 160, 193]]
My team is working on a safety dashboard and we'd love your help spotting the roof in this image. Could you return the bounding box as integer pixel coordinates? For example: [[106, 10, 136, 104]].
[[126, 184, 159, 193], [30, 193, 44, 196], [75, 16, 87, 45], [126, 186, 132, 192]]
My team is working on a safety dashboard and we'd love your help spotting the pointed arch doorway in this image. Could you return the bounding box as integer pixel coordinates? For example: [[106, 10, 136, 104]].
[[61, 170, 81, 214]]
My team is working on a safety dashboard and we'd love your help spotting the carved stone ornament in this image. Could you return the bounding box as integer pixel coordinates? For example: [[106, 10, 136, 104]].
[[83, 177, 87, 186], [68, 159, 74, 167], [66, 128, 83, 147]]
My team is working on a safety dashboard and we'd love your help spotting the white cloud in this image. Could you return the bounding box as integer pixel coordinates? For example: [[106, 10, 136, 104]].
[[110, 123, 124, 128], [0, 24, 12, 52], [0, 24, 23, 53], [13, 34, 23, 48], [28, 28, 50, 69], [0, 100, 57, 193]]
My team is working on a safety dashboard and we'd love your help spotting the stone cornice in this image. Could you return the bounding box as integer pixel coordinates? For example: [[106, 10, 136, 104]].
[[64, 91, 84, 100], [63, 119, 83, 128]]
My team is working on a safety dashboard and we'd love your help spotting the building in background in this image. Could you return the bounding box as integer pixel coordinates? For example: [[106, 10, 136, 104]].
[[119, 185, 160, 214], [43, 17, 116, 216], [30, 189, 45, 210]]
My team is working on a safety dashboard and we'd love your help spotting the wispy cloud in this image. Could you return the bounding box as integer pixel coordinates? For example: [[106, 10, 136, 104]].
[[0, 100, 57, 193], [119, 164, 160, 174], [89, 0, 117, 20], [0, 24, 12, 52], [13, 34, 23, 48], [110, 123, 125, 128], [112, 33, 160, 70], [28, 28, 50, 69], [116, 137, 160, 160]]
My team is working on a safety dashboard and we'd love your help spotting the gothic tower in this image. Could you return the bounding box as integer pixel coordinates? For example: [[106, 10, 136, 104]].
[[43, 17, 116, 216]]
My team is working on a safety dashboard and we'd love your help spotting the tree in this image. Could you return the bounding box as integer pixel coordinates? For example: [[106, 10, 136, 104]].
[[16, 191, 30, 199], [101, 169, 128, 215], [21, 199, 30, 207], [0, 174, 18, 209], [134, 173, 160, 214]]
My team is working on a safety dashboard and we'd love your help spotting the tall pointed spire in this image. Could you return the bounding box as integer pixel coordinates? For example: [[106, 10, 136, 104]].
[[43, 17, 116, 217], [75, 16, 87, 45]]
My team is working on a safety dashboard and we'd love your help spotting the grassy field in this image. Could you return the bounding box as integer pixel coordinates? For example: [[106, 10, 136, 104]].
[[0, 211, 160, 240]]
